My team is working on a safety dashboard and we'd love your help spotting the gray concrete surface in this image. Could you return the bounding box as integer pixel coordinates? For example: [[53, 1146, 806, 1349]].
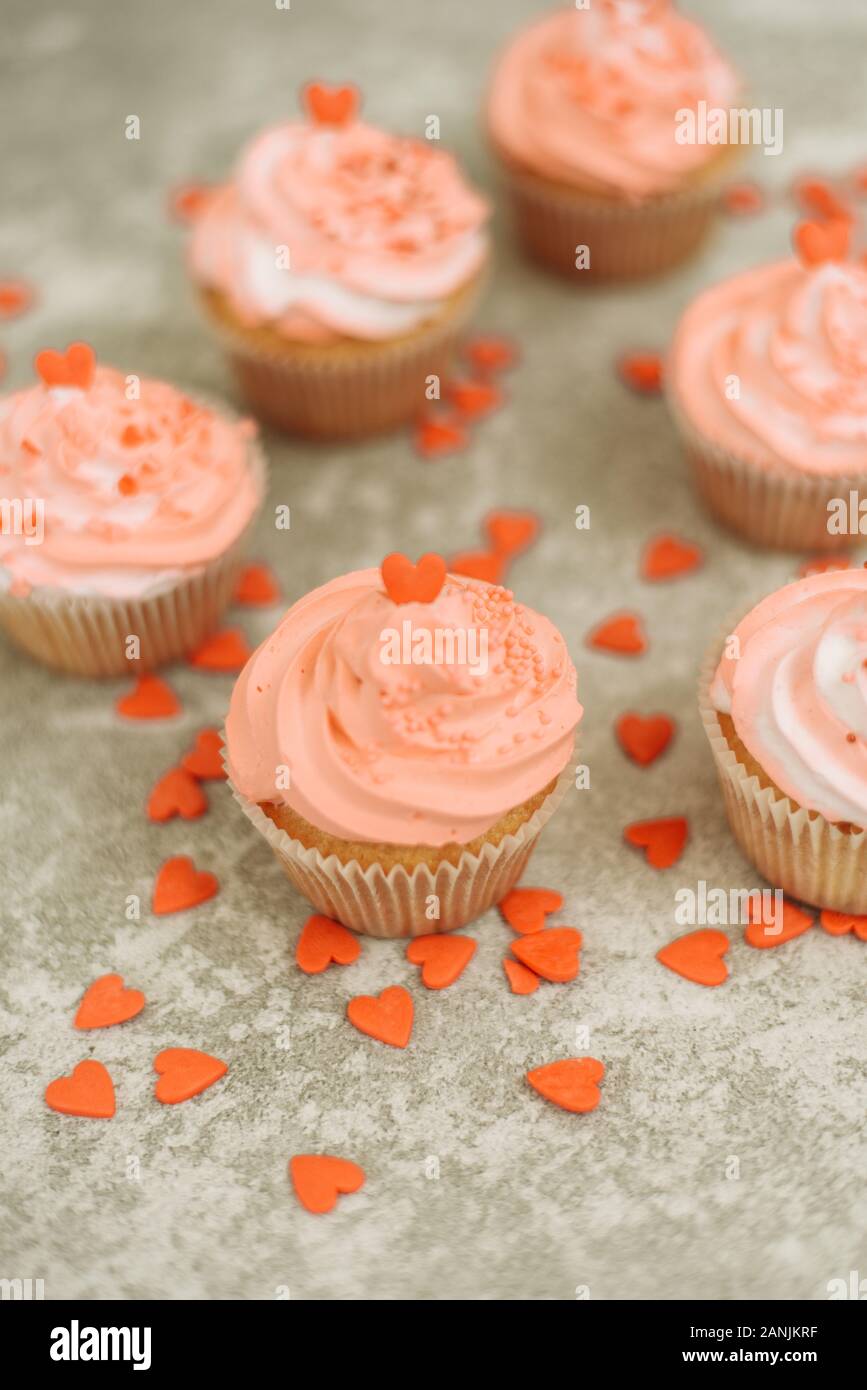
[[1, 0, 865, 1301]]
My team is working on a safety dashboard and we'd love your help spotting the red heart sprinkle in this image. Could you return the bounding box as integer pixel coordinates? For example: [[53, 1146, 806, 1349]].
[[483, 509, 540, 557], [153, 1048, 227, 1105], [618, 351, 663, 394], [296, 915, 361, 974], [792, 176, 852, 222], [289, 1155, 365, 1214], [657, 929, 729, 986], [115, 673, 181, 721], [641, 533, 703, 581], [302, 82, 359, 126], [587, 611, 647, 656], [819, 909, 867, 940], [188, 628, 252, 672], [168, 181, 214, 223], [449, 549, 506, 584], [511, 927, 582, 983], [499, 887, 563, 935], [181, 728, 226, 781], [75, 974, 145, 1030], [233, 563, 281, 606], [526, 1057, 604, 1114], [722, 181, 764, 216], [405, 933, 476, 990], [45, 1060, 116, 1119], [624, 816, 688, 869], [34, 341, 96, 390], [745, 896, 814, 948], [152, 856, 219, 915], [381, 551, 446, 605], [0, 279, 34, 319], [464, 335, 518, 374], [147, 767, 207, 823], [615, 712, 675, 767], [503, 958, 540, 995], [793, 218, 851, 268], [413, 414, 468, 460], [346, 985, 413, 1048], [447, 379, 503, 420]]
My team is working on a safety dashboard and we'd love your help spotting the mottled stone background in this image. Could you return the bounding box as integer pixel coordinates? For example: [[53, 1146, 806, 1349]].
[[1, 0, 865, 1301]]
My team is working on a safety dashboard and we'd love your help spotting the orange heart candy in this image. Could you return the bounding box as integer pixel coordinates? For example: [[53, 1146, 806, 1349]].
[[152, 856, 219, 915], [413, 415, 468, 460], [405, 933, 476, 990], [722, 181, 764, 216], [181, 728, 226, 781], [526, 1057, 604, 1114], [819, 909, 867, 940], [347, 985, 413, 1048], [302, 81, 359, 126], [45, 1060, 116, 1119], [381, 552, 446, 605], [615, 713, 675, 767], [449, 549, 506, 584], [289, 1155, 365, 1214], [503, 958, 540, 995], [188, 628, 252, 672], [153, 1048, 227, 1105], [588, 612, 647, 656], [147, 767, 207, 823], [34, 341, 96, 390], [498, 887, 564, 935], [641, 534, 703, 581], [168, 181, 214, 223], [0, 278, 34, 319], [793, 218, 851, 267], [115, 673, 180, 721], [745, 897, 814, 948], [618, 351, 663, 394], [75, 974, 145, 1030], [296, 914, 361, 975], [511, 927, 582, 983], [464, 335, 518, 375], [625, 816, 688, 869], [233, 563, 281, 607], [448, 379, 503, 420], [793, 176, 851, 222], [657, 928, 729, 986], [484, 509, 540, 557]]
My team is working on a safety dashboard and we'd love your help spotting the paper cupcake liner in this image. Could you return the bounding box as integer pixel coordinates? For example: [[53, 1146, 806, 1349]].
[[199, 277, 484, 440], [699, 633, 867, 913], [227, 767, 572, 937], [497, 160, 723, 280], [670, 395, 864, 552], [0, 441, 267, 677]]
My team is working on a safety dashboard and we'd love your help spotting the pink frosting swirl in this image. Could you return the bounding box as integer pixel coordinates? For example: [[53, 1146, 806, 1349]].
[[226, 568, 582, 846], [0, 366, 261, 597], [487, 0, 739, 198], [671, 258, 867, 476], [711, 569, 867, 827], [190, 119, 489, 342]]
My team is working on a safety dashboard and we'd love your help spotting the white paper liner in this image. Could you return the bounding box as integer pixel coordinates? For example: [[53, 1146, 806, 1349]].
[[197, 276, 484, 439], [699, 630, 867, 913], [226, 766, 572, 937], [669, 390, 866, 553], [0, 439, 267, 677]]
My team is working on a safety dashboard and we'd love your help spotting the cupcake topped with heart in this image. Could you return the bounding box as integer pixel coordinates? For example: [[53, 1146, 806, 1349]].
[[486, 0, 741, 278], [669, 218, 867, 549], [189, 86, 491, 437], [0, 344, 264, 674], [226, 555, 581, 935]]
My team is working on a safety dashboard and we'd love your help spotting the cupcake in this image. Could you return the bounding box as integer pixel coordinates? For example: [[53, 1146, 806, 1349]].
[[0, 343, 265, 676], [189, 84, 490, 439], [669, 219, 867, 551], [700, 568, 867, 913], [225, 555, 581, 935], [486, 0, 740, 279]]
